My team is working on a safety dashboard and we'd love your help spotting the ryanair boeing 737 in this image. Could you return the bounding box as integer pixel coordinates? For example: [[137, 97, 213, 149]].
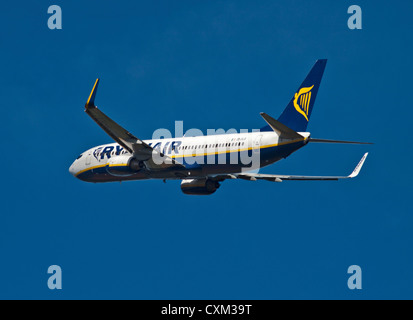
[[69, 60, 371, 195]]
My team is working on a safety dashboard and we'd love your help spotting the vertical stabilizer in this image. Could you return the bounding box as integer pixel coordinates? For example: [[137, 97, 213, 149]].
[[262, 59, 327, 132]]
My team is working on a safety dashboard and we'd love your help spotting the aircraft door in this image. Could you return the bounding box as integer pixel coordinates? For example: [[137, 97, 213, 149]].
[[253, 134, 263, 154], [86, 154, 92, 165]]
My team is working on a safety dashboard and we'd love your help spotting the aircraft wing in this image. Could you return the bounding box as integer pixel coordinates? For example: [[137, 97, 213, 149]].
[[84, 79, 184, 170], [212, 153, 368, 182]]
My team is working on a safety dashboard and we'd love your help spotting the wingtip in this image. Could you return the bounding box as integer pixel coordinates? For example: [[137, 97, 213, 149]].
[[85, 78, 100, 109], [349, 153, 368, 178]]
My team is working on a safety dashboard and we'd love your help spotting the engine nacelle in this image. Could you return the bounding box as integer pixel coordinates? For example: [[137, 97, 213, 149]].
[[181, 179, 220, 195], [106, 155, 144, 176]]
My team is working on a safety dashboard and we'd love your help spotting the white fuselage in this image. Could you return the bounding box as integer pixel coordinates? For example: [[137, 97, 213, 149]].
[[69, 131, 310, 182]]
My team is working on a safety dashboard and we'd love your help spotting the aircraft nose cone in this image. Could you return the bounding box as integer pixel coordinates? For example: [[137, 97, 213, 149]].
[[69, 162, 77, 176]]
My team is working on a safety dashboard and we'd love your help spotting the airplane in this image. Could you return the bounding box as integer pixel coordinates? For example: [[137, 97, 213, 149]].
[[69, 59, 371, 195]]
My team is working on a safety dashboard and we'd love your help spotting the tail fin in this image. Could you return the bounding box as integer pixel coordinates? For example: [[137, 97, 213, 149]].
[[262, 59, 327, 132]]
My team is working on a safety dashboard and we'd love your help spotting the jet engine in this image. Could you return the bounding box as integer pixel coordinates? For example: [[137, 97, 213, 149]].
[[106, 155, 144, 176], [181, 179, 221, 195]]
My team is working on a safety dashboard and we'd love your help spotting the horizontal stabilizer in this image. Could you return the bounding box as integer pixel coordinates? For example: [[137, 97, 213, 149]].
[[260, 112, 304, 140], [309, 138, 373, 145]]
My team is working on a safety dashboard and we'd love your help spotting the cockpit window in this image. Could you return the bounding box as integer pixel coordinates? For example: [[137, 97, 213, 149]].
[[76, 154, 83, 160]]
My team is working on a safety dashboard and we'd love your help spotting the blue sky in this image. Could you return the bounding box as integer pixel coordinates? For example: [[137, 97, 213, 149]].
[[0, 0, 412, 299]]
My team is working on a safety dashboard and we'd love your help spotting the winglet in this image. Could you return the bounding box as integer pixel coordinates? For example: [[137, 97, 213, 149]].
[[85, 79, 100, 109], [349, 153, 368, 178]]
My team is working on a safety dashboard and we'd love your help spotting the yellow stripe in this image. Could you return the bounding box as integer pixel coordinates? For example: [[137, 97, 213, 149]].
[[86, 79, 99, 106], [108, 163, 129, 167], [76, 162, 130, 175], [75, 164, 106, 176], [304, 94, 307, 112], [75, 138, 308, 176], [305, 94, 308, 112], [307, 91, 312, 113], [305, 92, 311, 114], [304, 93, 307, 112], [305, 93, 310, 114]]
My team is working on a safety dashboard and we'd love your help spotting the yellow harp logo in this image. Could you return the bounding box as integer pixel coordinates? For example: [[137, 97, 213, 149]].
[[293, 85, 314, 121]]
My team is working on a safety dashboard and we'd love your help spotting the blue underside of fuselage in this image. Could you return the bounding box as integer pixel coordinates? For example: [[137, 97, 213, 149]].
[[77, 141, 306, 183]]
